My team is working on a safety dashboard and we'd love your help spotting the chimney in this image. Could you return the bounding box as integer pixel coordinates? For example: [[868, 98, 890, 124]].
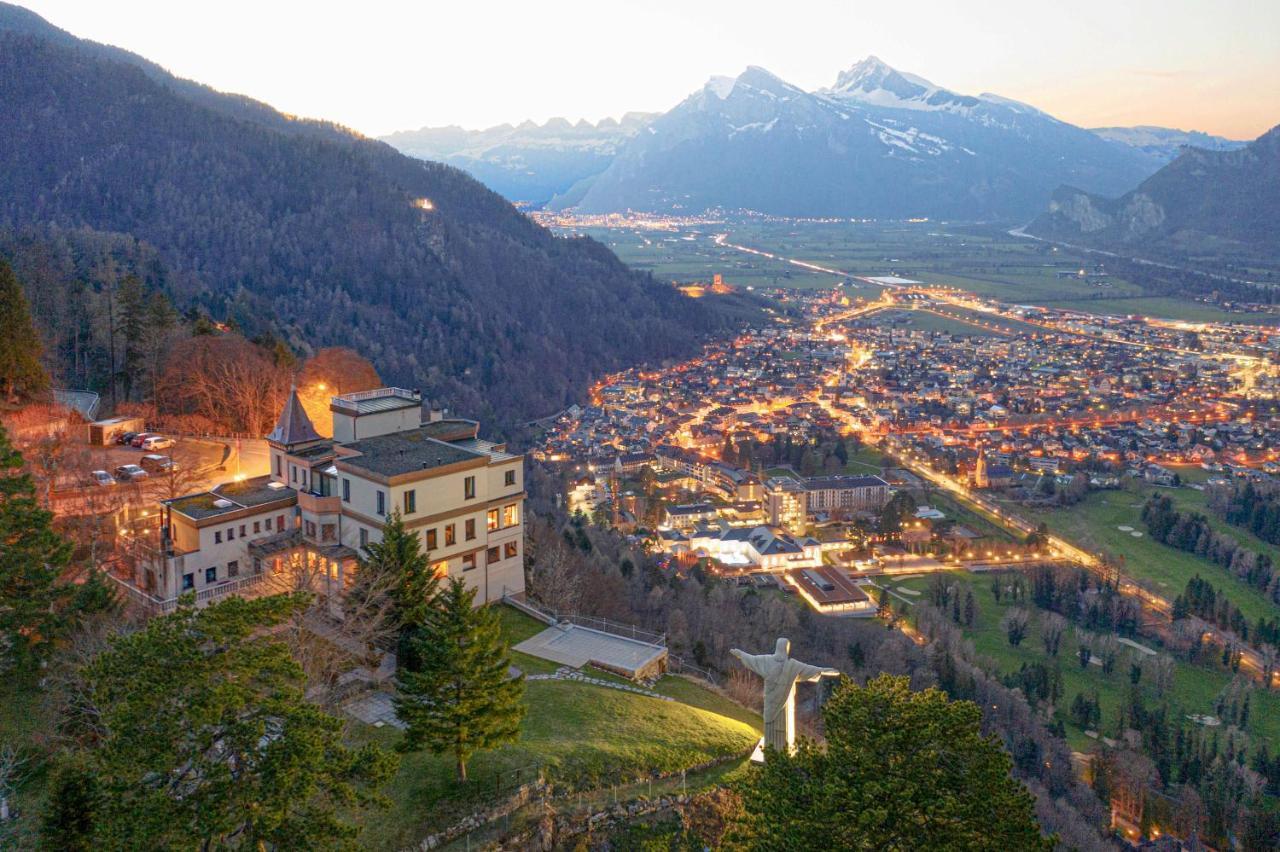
[[428, 407, 444, 423]]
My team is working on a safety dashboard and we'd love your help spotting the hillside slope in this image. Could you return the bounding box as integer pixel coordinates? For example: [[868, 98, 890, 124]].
[[0, 6, 744, 424], [1027, 124, 1280, 262]]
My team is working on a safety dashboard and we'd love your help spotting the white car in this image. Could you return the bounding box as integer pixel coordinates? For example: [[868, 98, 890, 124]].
[[114, 464, 149, 482], [89, 470, 115, 487], [140, 435, 175, 451]]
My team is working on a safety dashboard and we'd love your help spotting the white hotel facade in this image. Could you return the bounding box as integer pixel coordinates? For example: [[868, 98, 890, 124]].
[[123, 387, 525, 611]]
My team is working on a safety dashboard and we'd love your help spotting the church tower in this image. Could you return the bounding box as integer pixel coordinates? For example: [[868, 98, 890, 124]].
[[973, 450, 990, 490]]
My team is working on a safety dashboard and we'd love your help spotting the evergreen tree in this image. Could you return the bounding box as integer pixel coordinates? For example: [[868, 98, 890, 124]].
[[360, 511, 438, 630], [736, 675, 1051, 850], [0, 425, 109, 671], [394, 578, 526, 781], [66, 594, 396, 849], [0, 258, 48, 401], [39, 755, 101, 852], [115, 273, 146, 401]]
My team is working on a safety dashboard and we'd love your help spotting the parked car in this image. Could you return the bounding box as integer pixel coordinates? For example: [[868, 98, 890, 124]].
[[88, 470, 115, 487], [140, 435, 175, 451], [140, 454, 174, 474], [114, 464, 148, 482], [117, 431, 140, 446], [129, 432, 157, 448]]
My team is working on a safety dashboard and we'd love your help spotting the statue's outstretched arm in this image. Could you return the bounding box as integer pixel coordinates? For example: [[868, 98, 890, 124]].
[[730, 648, 772, 678], [792, 661, 841, 682]]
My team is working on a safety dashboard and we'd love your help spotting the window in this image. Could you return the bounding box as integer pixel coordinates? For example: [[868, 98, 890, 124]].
[[505, 469, 516, 487], [227, 560, 239, 578], [426, 528, 438, 550], [465, 518, 476, 541], [503, 503, 519, 527], [275, 455, 281, 477], [444, 524, 456, 547], [504, 541, 519, 560], [404, 489, 416, 514], [486, 508, 499, 531], [359, 528, 369, 548], [342, 478, 350, 502], [253, 558, 262, 575], [322, 523, 336, 542], [239, 525, 246, 538], [305, 520, 316, 538], [227, 527, 236, 541], [464, 476, 476, 500], [276, 515, 285, 531], [431, 560, 448, 579], [205, 566, 217, 584], [182, 573, 194, 591], [290, 464, 297, 483], [214, 531, 222, 544], [376, 490, 386, 516], [253, 521, 260, 534], [487, 546, 500, 564], [462, 553, 476, 572]]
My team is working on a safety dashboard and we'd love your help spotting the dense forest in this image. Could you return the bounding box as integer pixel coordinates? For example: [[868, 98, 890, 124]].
[[0, 14, 757, 426]]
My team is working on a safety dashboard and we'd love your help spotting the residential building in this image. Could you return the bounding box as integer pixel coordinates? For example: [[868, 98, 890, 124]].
[[119, 387, 524, 612]]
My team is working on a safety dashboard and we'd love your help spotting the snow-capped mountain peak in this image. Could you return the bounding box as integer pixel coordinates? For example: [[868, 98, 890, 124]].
[[822, 56, 979, 113]]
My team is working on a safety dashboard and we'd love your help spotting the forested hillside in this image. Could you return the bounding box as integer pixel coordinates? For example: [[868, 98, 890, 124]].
[[0, 11, 751, 425]]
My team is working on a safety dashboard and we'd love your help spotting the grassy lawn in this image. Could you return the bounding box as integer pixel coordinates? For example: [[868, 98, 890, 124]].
[[894, 571, 1280, 752], [1021, 490, 1278, 625], [352, 677, 760, 850], [348, 603, 761, 850]]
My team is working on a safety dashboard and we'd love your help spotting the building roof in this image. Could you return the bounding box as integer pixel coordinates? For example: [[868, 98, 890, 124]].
[[267, 388, 323, 446], [803, 474, 889, 490], [167, 475, 296, 520], [330, 387, 421, 415], [339, 427, 488, 477]]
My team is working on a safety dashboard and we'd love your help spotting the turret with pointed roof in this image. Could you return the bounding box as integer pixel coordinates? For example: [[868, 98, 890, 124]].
[[267, 385, 324, 448]]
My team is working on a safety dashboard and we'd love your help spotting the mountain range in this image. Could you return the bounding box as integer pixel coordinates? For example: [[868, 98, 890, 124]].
[[0, 3, 746, 425], [383, 58, 1241, 221], [1027, 123, 1280, 260], [383, 114, 654, 206]]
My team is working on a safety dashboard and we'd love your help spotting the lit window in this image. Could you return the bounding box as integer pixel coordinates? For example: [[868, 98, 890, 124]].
[[444, 524, 456, 547], [487, 508, 499, 531], [502, 503, 519, 527]]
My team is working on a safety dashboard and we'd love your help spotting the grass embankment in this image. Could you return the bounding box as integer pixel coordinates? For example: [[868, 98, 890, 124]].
[[893, 572, 1280, 752], [354, 607, 760, 850]]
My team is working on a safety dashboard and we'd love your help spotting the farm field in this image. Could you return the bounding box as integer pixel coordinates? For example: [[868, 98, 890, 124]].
[[567, 219, 1280, 325]]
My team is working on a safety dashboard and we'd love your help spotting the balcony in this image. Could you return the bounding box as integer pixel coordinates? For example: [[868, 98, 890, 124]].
[[297, 490, 341, 515]]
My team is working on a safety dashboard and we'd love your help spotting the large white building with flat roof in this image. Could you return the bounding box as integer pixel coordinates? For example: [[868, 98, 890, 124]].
[[120, 387, 524, 612]]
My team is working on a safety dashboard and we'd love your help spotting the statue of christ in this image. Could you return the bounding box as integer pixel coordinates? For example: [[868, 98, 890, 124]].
[[731, 638, 839, 758]]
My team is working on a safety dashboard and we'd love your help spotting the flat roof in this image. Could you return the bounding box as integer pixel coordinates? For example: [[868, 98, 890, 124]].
[[339, 427, 487, 477], [167, 475, 295, 520], [330, 387, 421, 415]]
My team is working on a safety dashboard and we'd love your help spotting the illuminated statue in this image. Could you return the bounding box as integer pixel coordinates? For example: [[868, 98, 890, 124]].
[[731, 638, 839, 758]]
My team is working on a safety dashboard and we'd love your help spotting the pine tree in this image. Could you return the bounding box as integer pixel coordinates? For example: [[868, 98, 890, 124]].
[[394, 578, 526, 781], [0, 424, 102, 671], [0, 258, 48, 402], [359, 512, 438, 630], [39, 755, 101, 852], [115, 274, 146, 401]]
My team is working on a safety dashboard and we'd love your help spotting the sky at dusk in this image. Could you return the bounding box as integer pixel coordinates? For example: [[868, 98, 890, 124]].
[[18, 0, 1280, 140]]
